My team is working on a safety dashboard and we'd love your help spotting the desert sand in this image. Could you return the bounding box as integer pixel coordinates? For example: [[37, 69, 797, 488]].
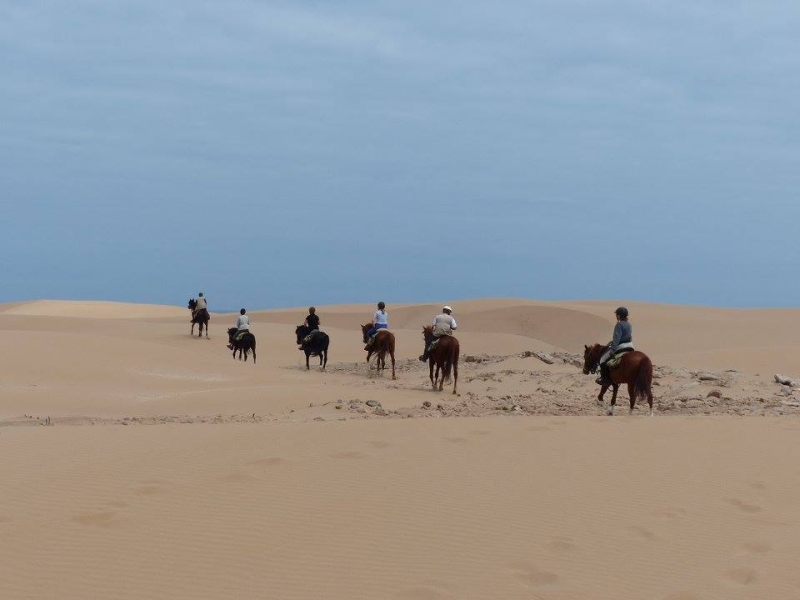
[[1, 298, 800, 599]]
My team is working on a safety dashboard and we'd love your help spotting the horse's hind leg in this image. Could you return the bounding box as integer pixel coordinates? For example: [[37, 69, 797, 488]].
[[648, 390, 654, 416], [429, 361, 435, 389], [452, 361, 458, 395], [205, 321, 210, 340], [628, 383, 636, 415]]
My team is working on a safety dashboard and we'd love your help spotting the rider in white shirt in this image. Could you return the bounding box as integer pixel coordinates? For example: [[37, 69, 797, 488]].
[[420, 306, 458, 361]]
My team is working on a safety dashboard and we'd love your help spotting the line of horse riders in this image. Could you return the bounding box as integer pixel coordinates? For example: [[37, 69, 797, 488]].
[[188, 296, 655, 415]]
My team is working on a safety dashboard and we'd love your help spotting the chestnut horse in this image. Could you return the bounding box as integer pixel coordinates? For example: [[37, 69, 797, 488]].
[[422, 326, 459, 394], [360, 324, 396, 380], [187, 298, 210, 339], [583, 344, 654, 415]]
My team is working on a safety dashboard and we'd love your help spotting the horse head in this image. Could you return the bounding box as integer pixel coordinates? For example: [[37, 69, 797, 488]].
[[295, 324, 308, 345], [583, 344, 605, 375], [360, 323, 372, 343], [422, 325, 433, 339], [227, 327, 237, 342], [188, 298, 197, 310]]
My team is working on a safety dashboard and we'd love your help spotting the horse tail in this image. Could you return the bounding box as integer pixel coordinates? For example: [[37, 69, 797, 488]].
[[633, 353, 652, 401]]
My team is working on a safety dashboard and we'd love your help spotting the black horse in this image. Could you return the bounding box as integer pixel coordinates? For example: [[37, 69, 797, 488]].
[[187, 298, 210, 339], [227, 327, 257, 363], [295, 325, 329, 370]]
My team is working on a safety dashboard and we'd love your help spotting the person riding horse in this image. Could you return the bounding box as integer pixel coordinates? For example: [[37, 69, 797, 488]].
[[227, 308, 251, 350], [597, 306, 633, 385], [192, 293, 208, 320], [298, 306, 320, 348], [364, 302, 388, 350], [419, 306, 458, 362]]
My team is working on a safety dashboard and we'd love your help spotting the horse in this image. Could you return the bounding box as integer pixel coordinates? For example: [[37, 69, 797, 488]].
[[227, 327, 257, 363], [295, 325, 329, 370], [187, 298, 210, 339], [422, 325, 459, 394], [360, 323, 396, 380], [583, 344, 654, 416]]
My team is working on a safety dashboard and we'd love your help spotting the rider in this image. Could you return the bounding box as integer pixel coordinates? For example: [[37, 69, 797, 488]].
[[419, 305, 458, 361], [299, 307, 320, 348], [597, 306, 633, 385], [364, 302, 388, 349], [193, 292, 208, 318], [228, 308, 251, 349]]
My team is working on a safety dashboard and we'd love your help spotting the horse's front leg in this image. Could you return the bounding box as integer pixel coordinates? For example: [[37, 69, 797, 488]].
[[607, 384, 620, 415], [429, 360, 435, 389], [305, 350, 310, 370], [205, 321, 210, 340]]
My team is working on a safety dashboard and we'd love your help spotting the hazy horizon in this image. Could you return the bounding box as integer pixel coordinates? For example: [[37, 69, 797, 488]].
[[3, 2, 799, 309]]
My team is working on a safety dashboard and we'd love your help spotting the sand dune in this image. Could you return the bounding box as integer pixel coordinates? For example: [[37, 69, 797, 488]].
[[2, 300, 186, 319], [2, 298, 800, 598]]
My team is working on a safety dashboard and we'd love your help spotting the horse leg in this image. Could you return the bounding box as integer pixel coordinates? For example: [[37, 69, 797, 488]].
[[452, 359, 458, 395], [205, 320, 210, 340], [305, 350, 310, 370], [322, 349, 327, 370], [390, 351, 396, 380], [438, 362, 445, 391], [429, 360, 435, 389], [597, 383, 608, 405], [607, 384, 619, 416], [628, 383, 636, 415], [648, 390, 654, 416]]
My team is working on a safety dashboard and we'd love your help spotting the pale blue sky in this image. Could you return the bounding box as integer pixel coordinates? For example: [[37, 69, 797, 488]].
[[2, 1, 799, 308]]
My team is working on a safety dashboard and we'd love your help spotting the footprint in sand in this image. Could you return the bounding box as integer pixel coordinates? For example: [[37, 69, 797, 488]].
[[508, 563, 559, 588], [328, 451, 368, 459], [249, 457, 286, 467], [545, 536, 575, 552], [219, 472, 257, 483], [726, 498, 762, 513], [653, 507, 687, 519], [742, 540, 772, 554], [394, 587, 453, 600], [726, 566, 759, 585], [133, 484, 165, 496], [71, 511, 121, 528], [628, 525, 657, 540]]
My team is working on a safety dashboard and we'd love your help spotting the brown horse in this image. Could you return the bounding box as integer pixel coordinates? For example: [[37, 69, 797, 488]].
[[360, 324, 396, 380], [188, 298, 210, 339], [422, 326, 459, 394], [583, 344, 654, 416]]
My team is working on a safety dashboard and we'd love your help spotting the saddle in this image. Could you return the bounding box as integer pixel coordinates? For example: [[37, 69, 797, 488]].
[[606, 346, 634, 369], [234, 330, 249, 342]]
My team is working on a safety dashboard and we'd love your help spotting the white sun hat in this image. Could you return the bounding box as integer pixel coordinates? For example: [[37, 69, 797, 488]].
[[443, 305, 453, 312]]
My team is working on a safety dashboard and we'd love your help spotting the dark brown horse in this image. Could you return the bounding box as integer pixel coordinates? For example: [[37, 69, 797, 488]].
[[422, 326, 459, 394], [583, 344, 654, 415], [187, 298, 210, 339], [360, 324, 396, 380], [227, 327, 257, 363]]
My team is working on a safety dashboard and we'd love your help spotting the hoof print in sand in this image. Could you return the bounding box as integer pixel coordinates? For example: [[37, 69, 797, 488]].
[[726, 566, 758, 585], [726, 498, 762, 513], [508, 563, 559, 588]]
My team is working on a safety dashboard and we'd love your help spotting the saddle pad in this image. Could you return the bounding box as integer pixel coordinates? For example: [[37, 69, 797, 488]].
[[607, 348, 634, 369]]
